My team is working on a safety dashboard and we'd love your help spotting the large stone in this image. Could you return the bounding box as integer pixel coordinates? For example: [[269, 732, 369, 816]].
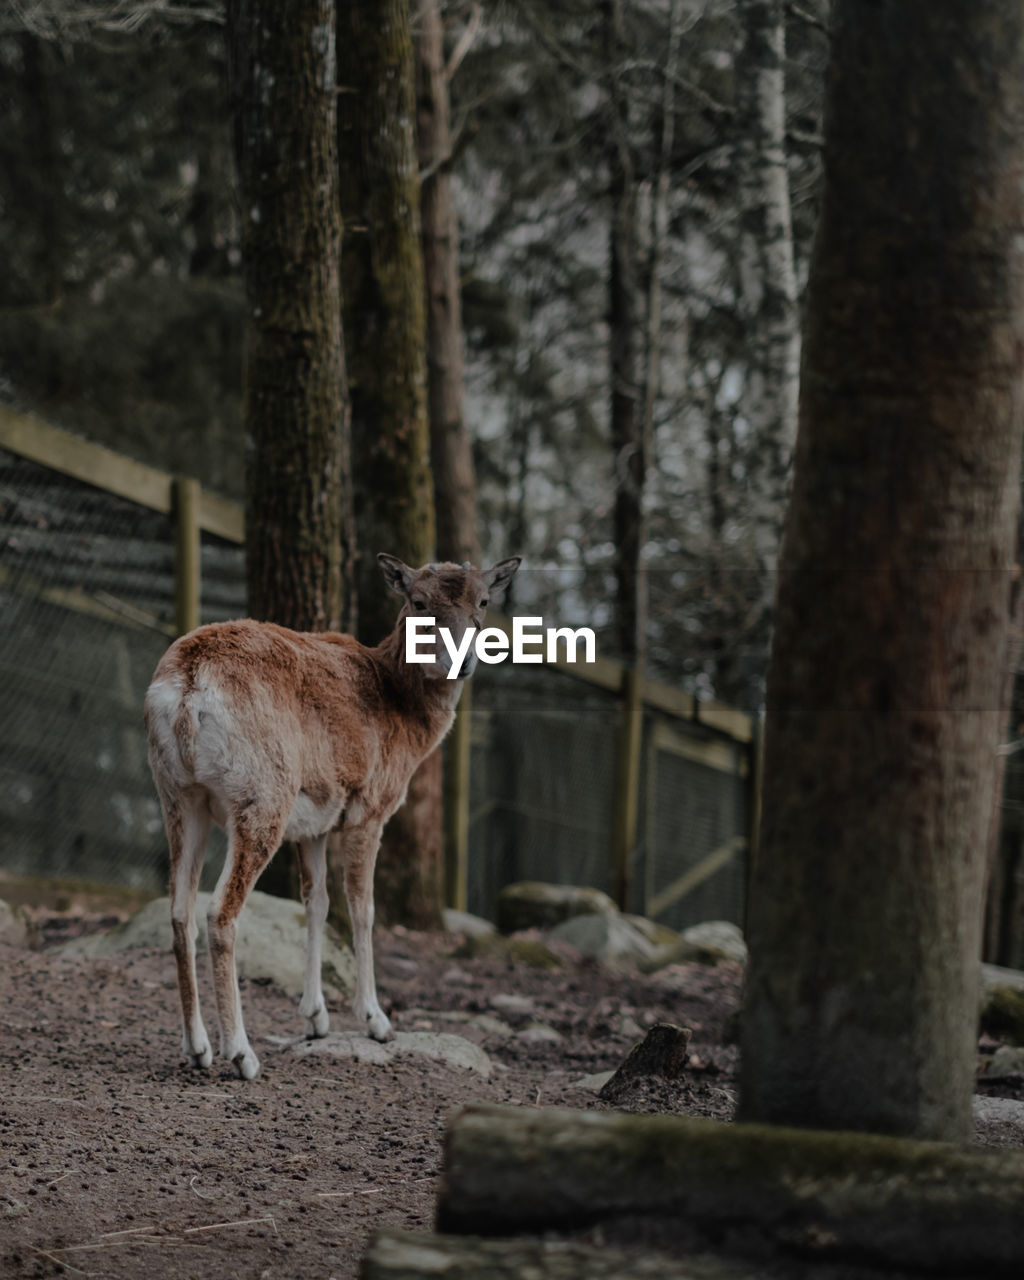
[[981, 983, 1024, 1046], [985, 1045, 1024, 1079], [641, 919, 747, 971], [293, 1030, 492, 1078], [62, 889, 356, 997], [0, 899, 32, 948], [549, 912, 657, 971], [443, 908, 496, 939], [496, 882, 617, 935], [973, 1096, 1024, 1147]]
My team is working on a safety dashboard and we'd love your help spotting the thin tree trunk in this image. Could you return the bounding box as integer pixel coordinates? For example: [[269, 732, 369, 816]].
[[740, 2, 1024, 1142], [605, 0, 644, 668], [415, 0, 480, 914], [415, 0, 480, 568], [338, 0, 443, 931], [734, 0, 800, 557]]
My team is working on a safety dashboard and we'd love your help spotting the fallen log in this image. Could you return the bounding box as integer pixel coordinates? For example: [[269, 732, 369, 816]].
[[361, 1228, 760, 1280], [437, 1103, 1024, 1273]]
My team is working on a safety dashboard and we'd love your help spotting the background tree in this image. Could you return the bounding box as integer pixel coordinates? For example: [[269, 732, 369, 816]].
[[228, 0, 353, 636], [228, 0, 353, 900], [416, 0, 481, 569], [338, 0, 444, 930], [740, 0, 1024, 1142], [416, 0, 483, 911]]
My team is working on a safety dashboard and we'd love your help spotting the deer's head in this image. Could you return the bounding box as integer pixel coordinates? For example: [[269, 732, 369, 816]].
[[379, 553, 521, 680]]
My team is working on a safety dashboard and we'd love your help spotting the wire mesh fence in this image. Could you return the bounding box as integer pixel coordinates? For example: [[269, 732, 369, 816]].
[[465, 660, 751, 930], [1, 419, 754, 927]]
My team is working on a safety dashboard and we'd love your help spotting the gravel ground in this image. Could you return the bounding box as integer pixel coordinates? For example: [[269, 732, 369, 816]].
[[0, 911, 740, 1280], [1, 902, 1020, 1280]]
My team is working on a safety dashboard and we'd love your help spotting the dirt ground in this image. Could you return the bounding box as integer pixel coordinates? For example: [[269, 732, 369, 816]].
[[1, 903, 1021, 1280]]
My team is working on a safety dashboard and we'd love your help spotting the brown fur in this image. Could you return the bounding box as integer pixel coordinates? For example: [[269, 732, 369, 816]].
[[144, 553, 520, 1078]]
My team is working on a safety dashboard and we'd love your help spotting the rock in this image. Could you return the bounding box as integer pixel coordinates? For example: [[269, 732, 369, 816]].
[[549, 912, 657, 971], [623, 913, 680, 949], [985, 1045, 1024, 1079], [973, 1095, 1024, 1147], [0, 899, 33, 948], [571, 1070, 615, 1093], [982, 962, 1024, 992], [443, 908, 496, 939], [293, 1030, 492, 1078], [598, 1024, 692, 1104], [641, 920, 747, 971], [454, 930, 564, 970], [981, 984, 1024, 1046], [496, 882, 617, 935], [515, 1021, 563, 1045], [61, 889, 356, 998], [489, 993, 535, 1016]]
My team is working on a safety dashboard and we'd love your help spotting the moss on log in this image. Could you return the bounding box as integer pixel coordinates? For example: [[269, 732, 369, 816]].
[[437, 1103, 1024, 1273], [361, 1229, 765, 1280]]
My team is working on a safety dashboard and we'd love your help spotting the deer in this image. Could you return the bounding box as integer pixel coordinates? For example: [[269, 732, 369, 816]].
[[144, 553, 520, 1079]]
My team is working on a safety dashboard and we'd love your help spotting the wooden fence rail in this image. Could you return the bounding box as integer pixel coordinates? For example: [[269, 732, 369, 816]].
[[0, 407, 756, 915]]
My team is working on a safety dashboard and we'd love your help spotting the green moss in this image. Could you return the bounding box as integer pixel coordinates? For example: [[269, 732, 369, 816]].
[[453, 932, 563, 970], [981, 984, 1024, 1046]]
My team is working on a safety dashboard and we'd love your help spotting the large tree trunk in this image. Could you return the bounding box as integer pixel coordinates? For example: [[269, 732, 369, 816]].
[[338, 0, 443, 931], [740, 2, 1024, 1142], [229, 0, 353, 634], [228, 0, 353, 901]]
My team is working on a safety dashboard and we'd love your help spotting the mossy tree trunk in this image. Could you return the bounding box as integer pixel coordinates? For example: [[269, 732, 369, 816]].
[[740, 1, 1024, 1143], [228, 0, 354, 901], [338, 0, 443, 930], [229, 0, 353, 635]]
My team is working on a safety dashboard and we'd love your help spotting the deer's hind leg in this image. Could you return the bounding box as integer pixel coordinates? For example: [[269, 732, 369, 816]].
[[339, 820, 393, 1042], [297, 833, 330, 1038], [207, 808, 285, 1080], [164, 788, 213, 1069]]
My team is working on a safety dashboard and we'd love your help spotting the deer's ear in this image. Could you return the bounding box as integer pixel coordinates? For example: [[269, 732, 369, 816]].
[[484, 556, 522, 597], [378, 553, 416, 597]]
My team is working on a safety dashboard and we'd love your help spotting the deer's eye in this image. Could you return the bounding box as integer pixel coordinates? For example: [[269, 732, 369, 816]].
[[480, 597, 489, 609], [412, 598, 427, 611]]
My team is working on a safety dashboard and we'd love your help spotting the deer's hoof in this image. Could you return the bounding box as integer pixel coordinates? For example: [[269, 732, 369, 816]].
[[304, 1005, 330, 1039], [232, 1047, 261, 1080]]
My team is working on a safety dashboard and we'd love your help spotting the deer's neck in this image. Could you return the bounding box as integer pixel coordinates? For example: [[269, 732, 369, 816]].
[[372, 620, 462, 742]]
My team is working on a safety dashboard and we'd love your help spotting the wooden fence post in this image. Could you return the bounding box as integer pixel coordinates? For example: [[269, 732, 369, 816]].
[[173, 475, 201, 636], [444, 688, 472, 911], [611, 666, 644, 911]]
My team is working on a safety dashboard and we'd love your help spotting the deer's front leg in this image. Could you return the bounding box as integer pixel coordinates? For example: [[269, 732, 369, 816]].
[[341, 821, 393, 1042], [297, 833, 330, 1038]]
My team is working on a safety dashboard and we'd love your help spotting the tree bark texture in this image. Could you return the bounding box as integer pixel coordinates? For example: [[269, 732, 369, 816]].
[[338, 0, 442, 930], [436, 1103, 1024, 1275], [604, 0, 645, 667], [740, 2, 1024, 1142], [415, 0, 480, 568], [733, 0, 800, 561], [230, 0, 353, 635]]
